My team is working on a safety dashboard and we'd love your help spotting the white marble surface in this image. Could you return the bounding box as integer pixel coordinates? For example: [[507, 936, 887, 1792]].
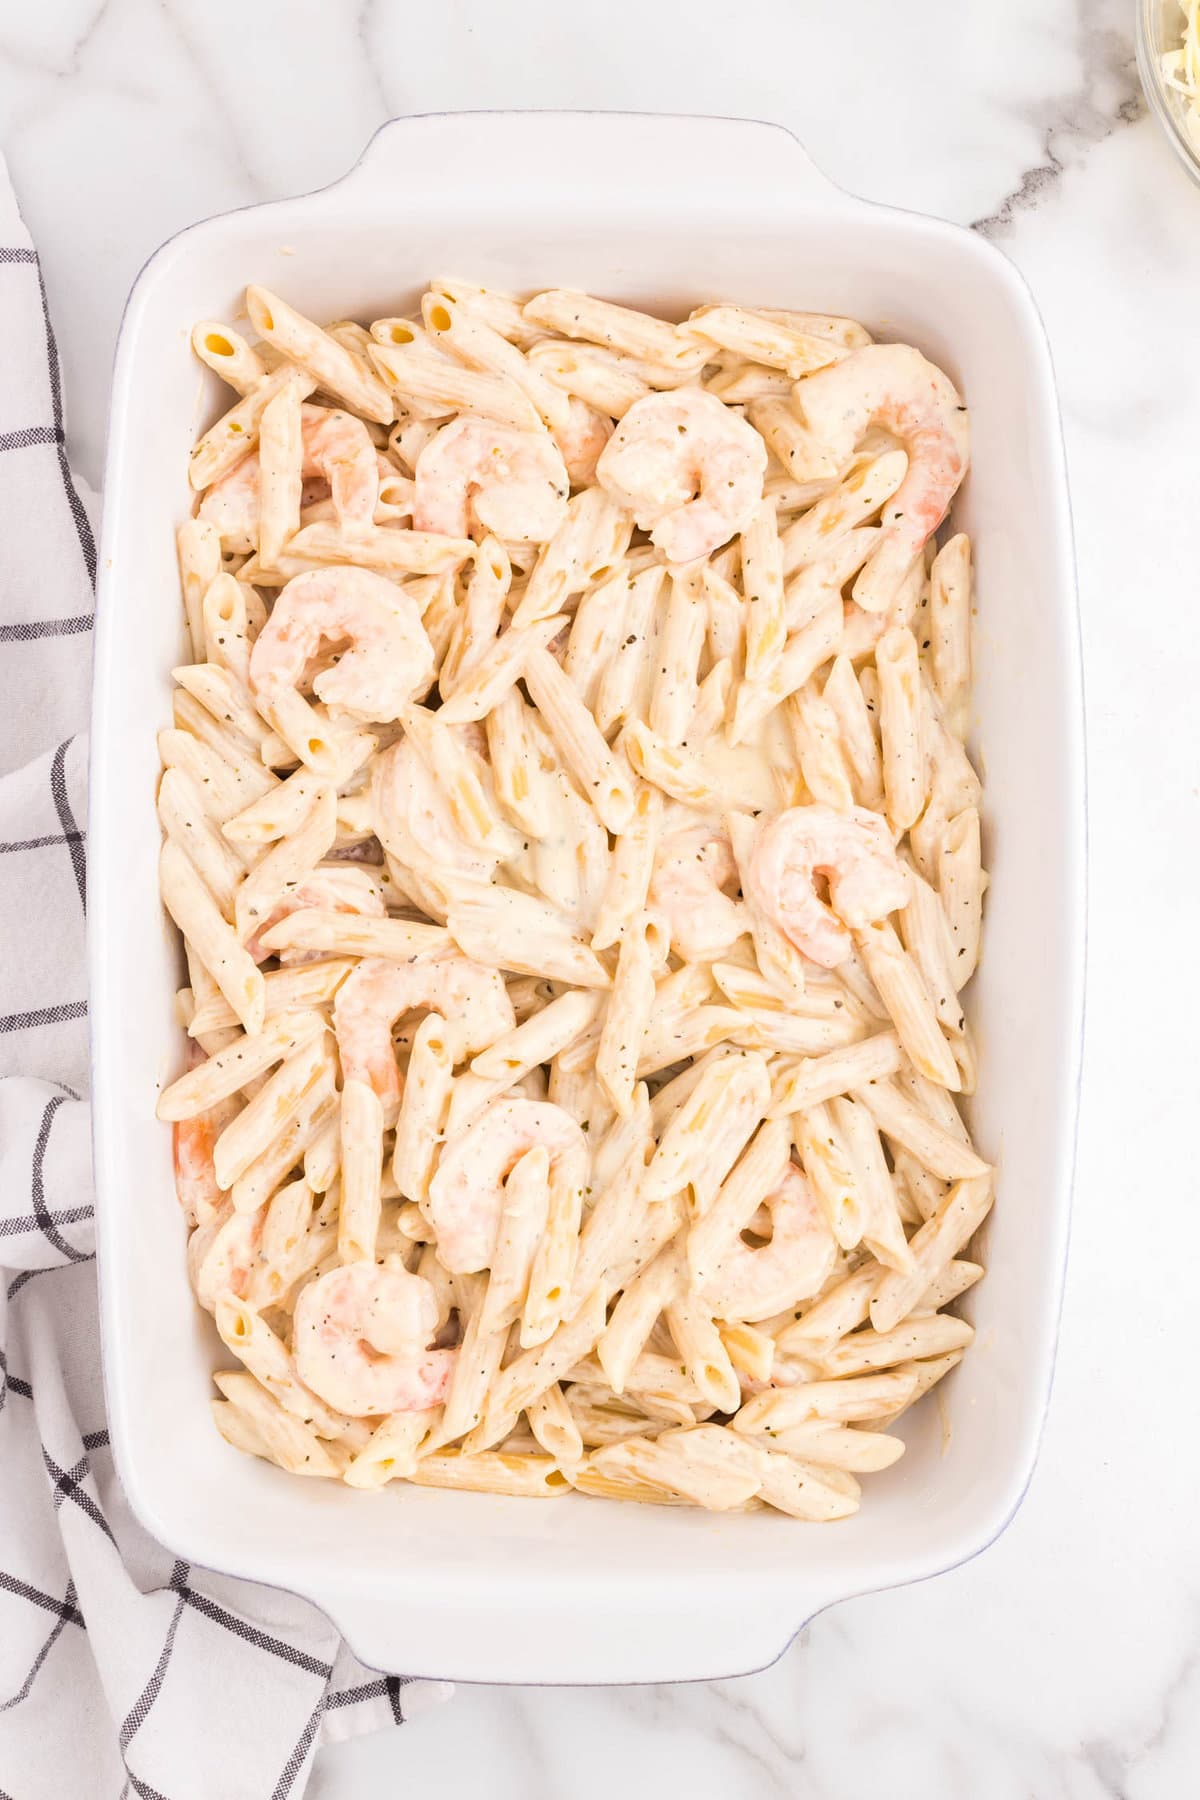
[[5, 0, 1200, 1793]]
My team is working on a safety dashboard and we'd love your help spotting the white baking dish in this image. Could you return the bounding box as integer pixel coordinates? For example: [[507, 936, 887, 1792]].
[[89, 112, 1084, 1685]]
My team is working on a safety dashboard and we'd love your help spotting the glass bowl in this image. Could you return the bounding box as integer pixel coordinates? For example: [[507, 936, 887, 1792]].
[[1137, 0, 1200, 186]]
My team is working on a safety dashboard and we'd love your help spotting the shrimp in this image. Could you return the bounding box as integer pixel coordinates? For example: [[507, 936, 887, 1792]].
[[426, 1097, 589, 1273], [556, 397, 612, 487], [292, 1259, 456, 1416], [172, 1042, 241, 1226], [188, 1200, 263, 1311], [698, 1164, 838, 1322], [333, 952, 516, 1109], [648, 825, 746, 961], [412, 415, 571, 542], [594, 387, 767, 563], [248, 566, 434, 723], [246, 864, 386, 964], [746, 804, 909, 968], [198, 404, 381, 549], [791, 345, 969, 611]]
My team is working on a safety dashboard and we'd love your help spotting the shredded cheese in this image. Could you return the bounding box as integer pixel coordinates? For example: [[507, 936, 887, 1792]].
[[1160, 0, 1200, 149]]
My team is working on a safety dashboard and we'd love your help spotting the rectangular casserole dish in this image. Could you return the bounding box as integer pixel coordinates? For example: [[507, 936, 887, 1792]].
[[90, 111, 1084, 1684]]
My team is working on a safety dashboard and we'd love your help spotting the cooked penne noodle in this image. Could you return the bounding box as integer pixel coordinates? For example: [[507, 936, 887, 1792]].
[[477, 1147, 551, 1338], [214, 1297, 347, 1439], [876, 625, 926, 832], [436, 613, 568, 726], [827, 1095, 912, 1273], [245, 285, 392, 422], [524, 646, 636, 833], [740, 499, 786, 684], [595, 565, 667, 737], [337, 1077, 385, 1263], [479, 685, 553, 842], [763, 1419, 903, 1473], [567, 1136, 649, 1312], [818, 1311, 974, 1377], [369, 335, 540, 430], [940, 806, 985, 987], [266, 519, 473, 580], [591, 782, 661, 952], [191, 319, 269, 395], [389, 1007, 453, 1206], [587, 1425, 765, 1512], [597, 1245, 684, 1395], [212, 1032, 330, 1190], [733, 1369, 918, 1433], [172, 661, 267, 752], [527, 1384, 585, 1466], [513, 488, 632, 627], [212, 1372, 343, 1479], [156, 766, 246, 916], [929, 532, 972, 737], [665, 1294, 742, 1413], [899, 863, 965, 1032], [854, 920, 960, 1090], [189, 364, 317, 491], [622, 720, 725, 812], [176, 518, 222, 661], [785, 684, 855, 811], [188, 957, 351, 1037], [860, 1351, 965, 1428], [595, 913, 659, 1116], [160, 842, 265, 1035], [257, 380, 304, 568], [649, 568, 706, 743], [767, 1031, 902, 1117], [685, 1117, 792, 1288], [523, 290, 708, 371], [522, 1133, 590, 1345], [231, 1071, 337, 1215], [774, 1265, 880, 1360], [527, 337, 651, 414], [448, 884, 611, 988], [564, 569, 634, 711], [258, 910, 450, 961], [747, 395, 841, 483], [158, 1011, 323, 1121], [472, 1288, 608, 1450], [641, 1051, 771, 1212], [344, 1407, 440, 1487], [853, 1077, 989, 1180], [780, 451, 907, 575], [686, 305, 848, 377], [428, 278, 544, 347], [439, 536, 511, 696], [870, 1176, 993, 1333], [470, 989, 599, 1083], [233, 784, 337, 943], [791, 1101, 867, 1250], [423, 290, 571, 434], [409, 1450, 570, 1498]]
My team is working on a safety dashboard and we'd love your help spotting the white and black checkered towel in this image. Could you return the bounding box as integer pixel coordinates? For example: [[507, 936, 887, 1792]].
[[0, 163, 449, 1799]]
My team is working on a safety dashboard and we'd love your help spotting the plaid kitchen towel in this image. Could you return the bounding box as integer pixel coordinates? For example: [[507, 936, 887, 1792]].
[[0, 162, 448, 1800]]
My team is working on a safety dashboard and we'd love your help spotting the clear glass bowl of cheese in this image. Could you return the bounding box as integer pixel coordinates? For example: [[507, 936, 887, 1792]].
[[1139, 0, 1200, 185]]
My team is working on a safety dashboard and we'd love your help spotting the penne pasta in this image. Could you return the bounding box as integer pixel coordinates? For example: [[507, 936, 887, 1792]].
[[161, 277, 988, 1520]]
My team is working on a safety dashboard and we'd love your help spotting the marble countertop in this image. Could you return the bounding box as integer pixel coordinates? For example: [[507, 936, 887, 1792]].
[[4, 0, 1198, 1793]]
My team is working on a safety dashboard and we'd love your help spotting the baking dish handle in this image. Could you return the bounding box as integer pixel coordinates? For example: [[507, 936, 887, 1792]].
[[338, 111, 856, 220]]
